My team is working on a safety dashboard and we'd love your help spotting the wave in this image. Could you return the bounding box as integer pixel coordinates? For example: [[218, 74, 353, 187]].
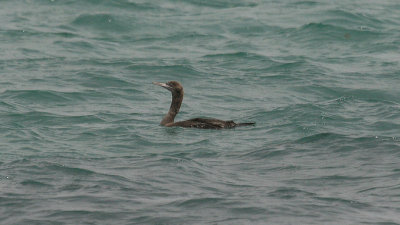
[[3, 110, 107, 128], [268, 187, 315, 199], [73, 71, 136, 89], [1, 89, 83, 103], [203, 51, 268, 59], [323, 9, 384, 29], [55, 0, 159, 11], [240, 131, 400, 161], [295, 132, 344, 143], [288, 22, 382, 44], [71, 13, 130, 32], [201, 51, 278, 73], [288, 1, 319, 7], [176, 197, 224, 207], [20, 179, 53, 188], [173, 0, 258, 9]]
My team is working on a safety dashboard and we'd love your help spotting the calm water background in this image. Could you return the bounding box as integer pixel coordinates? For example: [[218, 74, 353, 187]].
[[1, 0, 400, 224]]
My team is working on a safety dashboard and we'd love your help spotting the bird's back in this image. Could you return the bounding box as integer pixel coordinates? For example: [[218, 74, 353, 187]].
[[167, 118, 237, 129]]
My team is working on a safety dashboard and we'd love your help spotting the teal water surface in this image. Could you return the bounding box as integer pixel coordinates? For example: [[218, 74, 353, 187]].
[[1, 0, 400, 224]]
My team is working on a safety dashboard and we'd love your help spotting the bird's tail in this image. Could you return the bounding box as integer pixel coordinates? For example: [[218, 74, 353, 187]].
[[236, 122, 255, 127]]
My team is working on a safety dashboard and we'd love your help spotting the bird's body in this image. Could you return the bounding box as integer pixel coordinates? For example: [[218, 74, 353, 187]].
[[153, 81, 254, 129], [166, 118, 237, 129]]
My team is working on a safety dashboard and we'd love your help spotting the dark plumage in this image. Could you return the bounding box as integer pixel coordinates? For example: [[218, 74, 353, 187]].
[[153, 81, 255, 129]]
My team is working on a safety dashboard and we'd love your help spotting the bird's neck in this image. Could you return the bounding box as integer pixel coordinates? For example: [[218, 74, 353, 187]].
[[161, 92, 183, 126]]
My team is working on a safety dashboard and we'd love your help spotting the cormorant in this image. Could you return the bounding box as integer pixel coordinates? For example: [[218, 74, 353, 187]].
[[153, 81, 255, 129]]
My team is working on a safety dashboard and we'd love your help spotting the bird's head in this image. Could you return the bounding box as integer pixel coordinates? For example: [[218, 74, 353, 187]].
[[153, 81, 183, 96]]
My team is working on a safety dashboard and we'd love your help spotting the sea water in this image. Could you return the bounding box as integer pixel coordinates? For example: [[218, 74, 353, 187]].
[[1, 0, 400, 224]]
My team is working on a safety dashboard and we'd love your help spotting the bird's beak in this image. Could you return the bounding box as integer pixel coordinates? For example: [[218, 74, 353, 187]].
[[152, 82, 173, 91]]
